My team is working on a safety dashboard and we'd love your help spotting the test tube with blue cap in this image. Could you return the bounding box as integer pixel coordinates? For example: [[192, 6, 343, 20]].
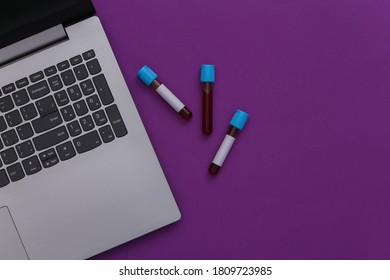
[[209, 109, 249, 175], [201, 64, 215, 135], [137, 65, 192, 120]]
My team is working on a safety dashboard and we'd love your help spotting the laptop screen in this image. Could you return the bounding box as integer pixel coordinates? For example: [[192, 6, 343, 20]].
[[0, 0, 95, 48], [0, 0, 77, 37]]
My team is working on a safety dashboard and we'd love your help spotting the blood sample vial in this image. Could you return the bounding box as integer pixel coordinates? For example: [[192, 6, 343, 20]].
[[209, 109, 249, 175], [137, 65, 192, 120], [201, 64, 215, 135]]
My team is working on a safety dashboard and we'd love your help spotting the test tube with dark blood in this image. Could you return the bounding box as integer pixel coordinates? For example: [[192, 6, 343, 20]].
[[209, 109, 249, 175], [201, 65, 215, 135], [137, 65, 192, 120]]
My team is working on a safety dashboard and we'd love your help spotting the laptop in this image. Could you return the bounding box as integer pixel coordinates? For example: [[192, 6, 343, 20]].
[[0, 0, 181, 259]]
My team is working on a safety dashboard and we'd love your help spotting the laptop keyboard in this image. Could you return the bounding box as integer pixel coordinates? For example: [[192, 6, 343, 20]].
[[0, 49, 127, 188]]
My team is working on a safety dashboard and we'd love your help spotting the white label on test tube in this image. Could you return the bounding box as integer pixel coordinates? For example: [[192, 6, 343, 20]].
[[212, 135, 236, 167], [156, 84, 185, 112]]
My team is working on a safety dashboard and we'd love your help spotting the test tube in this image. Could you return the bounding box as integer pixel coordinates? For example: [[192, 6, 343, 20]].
[[209, 109, 249, 175], [201, 64, 215, 135], [137, 65, 192, 120]]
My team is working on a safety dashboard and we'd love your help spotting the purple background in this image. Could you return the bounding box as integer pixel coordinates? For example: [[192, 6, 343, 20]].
[[91, 0, 390, 259]]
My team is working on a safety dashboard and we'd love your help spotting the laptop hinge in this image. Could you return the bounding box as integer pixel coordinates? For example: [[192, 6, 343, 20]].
[[0, 25, 68, 67]]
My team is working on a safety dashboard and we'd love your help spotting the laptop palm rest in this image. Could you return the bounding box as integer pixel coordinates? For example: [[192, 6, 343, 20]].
[[0, 207, 29, 260]]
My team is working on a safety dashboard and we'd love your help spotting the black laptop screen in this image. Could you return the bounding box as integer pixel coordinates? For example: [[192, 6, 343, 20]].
[[0, 0, 95, 48], [0, 0, 77, 35]]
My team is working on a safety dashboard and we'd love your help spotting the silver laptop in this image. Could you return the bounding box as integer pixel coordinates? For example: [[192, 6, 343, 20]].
[[0, 0, 180, 259]]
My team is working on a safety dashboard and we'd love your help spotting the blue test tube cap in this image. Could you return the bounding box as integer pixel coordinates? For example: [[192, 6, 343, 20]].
[[200, 64, 215, 83], [230, 109, 249, 130], [137, 65, 158, 86]]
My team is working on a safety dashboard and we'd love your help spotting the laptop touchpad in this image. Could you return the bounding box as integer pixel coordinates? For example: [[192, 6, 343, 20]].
[[0, 207, 29, 260]]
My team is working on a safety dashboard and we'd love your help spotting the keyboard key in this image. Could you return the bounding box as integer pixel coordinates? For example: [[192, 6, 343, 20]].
[[70, 55, 83, 66], [32, 111, 63, 133], [73, 100, 88, 116], [27, 80, 50, 99], [39, 148, 56, 162], [82, 49, 95, 60], [0, 139, 3, 151], [7, 163, 25, 182], [42, 156, 59, 168], [33, 126, 69, 151], [67, 121, 82, 137], [16, 123, 34, 140], [54, 90, 69, 106], [5, 110, 22, 127], [86, 59, 101, 75], [86, 94, 101, 111], [106, 105, 127, 137], [93, 74, 114, 105], [48, 75, 63, 91], [73, 130, 101, 154], [99, 125, 115, 143], [0, 95, 15, 113], [35, 96, 57, 116], [0, 169, 10, 188], [61, 69, 76, 86], [21, 103, 38, 121], [92, 110, 108, 126], [74, 64, 89, 81], [80, 79, 95, 96], [80, 115, 94, 131], [1, 147, 18, 165], [22, 156, 42, 175], [15, 140, 35, 158], [39, 148, 59, 168], [67, 85, 82, 101], [44, 66, 57, 77], [60, 105, 76, 121], [56, 141, 76, 161], [15, 78, 29, 89], [57, 60, 70, 71], [2, 83, 16, 94], [12, 89, 29, 106], [1, 129, 18, 146], [0, 116, 7, 132], [29, 71, 44, 82]]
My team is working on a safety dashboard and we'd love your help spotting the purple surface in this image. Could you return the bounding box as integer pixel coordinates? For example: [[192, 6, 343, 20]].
[[91, 0, 390, 259]]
